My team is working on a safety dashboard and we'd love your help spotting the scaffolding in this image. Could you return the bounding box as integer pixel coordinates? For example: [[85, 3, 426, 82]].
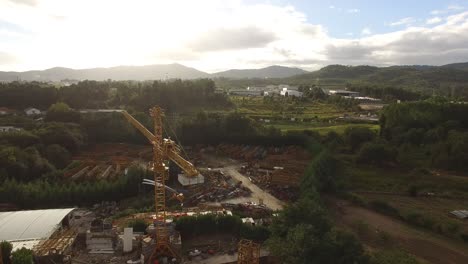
[[237, 239, 260, 264], [33, 228, 76, 256]]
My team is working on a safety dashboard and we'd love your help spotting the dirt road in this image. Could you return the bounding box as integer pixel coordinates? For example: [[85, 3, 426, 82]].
[[223, 166, 284, 211], [329, 198, 468, 264]]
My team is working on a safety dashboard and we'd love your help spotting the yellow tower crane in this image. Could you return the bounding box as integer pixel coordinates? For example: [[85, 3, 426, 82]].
[[121, 106, 199, 261]]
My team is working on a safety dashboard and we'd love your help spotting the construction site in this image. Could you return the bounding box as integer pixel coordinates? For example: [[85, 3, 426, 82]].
[[0, 107, 310, 264]]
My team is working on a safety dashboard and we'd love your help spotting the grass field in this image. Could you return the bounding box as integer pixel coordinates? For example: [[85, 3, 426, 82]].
[[266, 122, 379, 134], [358, 193, 468, 233], [229, 96, 349, 120], [224, 95, 382, 134], [347, 165, 468, 196]]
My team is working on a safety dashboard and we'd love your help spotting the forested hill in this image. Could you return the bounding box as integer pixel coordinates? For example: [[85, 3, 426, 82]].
[[212, 65, 308, 79], [288, 63, 468, 98], [0, 64, 210, 82], [0, 64, 308, 81]]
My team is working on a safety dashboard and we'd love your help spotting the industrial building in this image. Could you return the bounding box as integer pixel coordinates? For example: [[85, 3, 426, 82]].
[[0, 208, 76, 252], [280, 87, 303, 97], [328, 89, 360, 97]]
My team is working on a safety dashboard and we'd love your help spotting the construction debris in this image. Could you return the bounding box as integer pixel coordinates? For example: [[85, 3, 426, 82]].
[[184, 169, 251, 205]]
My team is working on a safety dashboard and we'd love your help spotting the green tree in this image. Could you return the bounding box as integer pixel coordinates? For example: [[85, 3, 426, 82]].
[[267, 197, 367, 264], [302, 151, 344, 193], [45, 144, 71, 169], [1, 241, 13, 264], [11, 248, 33, 264], [344, 127, 376, 151], [45, 102, 81, 123]]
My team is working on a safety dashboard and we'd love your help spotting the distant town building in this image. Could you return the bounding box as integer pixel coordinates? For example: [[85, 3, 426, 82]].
[[0, 126, 22, 133], [229, 90, 264, 96], [278, 84, 299, 91], [24, 107, 42, 116], [328, 89, 360, 97], [0, 107, 14, 115], [451, 210, 468, 219], [280, 87, 303, 97]]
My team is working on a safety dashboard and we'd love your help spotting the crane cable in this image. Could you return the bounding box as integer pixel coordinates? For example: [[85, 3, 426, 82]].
[[163, 115, 190, 161]]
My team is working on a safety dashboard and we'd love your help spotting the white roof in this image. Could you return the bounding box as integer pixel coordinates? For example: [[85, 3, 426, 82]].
[[451, 210, 468, 219], [0, 208, 75, 241], [11, 240, 43, 252]]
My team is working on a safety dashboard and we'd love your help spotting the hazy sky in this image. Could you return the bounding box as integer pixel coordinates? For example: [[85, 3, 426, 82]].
[[1, 0, 468, 72]]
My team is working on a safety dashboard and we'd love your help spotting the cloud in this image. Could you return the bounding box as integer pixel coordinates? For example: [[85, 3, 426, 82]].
[[361, 27, 371, 35], [301, 24, 324, 36], [389, 17, 415, 26], [347, 9, 360, 13], [6, 0, 37, 6], [320, 11, 468, 66], [426, 17, 442, 24], [0, 52, 17, 65], [431, 4, 465, 15], [1, 0, 468, 72], [189, 27, 277, 52], [448, 4, 464, 10], [329, 5, 335, 9], [326, 42, 375, 61]]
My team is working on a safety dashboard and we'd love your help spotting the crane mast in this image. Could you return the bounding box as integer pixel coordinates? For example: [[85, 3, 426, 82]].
[[121, 106, 199, 261]]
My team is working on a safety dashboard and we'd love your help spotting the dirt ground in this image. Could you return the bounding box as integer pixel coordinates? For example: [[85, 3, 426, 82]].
[[223, 165, 284, 211], [199, 152, 284, 211], [327, 198, 468, 264]]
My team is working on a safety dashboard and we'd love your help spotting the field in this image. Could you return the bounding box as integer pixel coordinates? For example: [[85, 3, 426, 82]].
[[221, 95, 381, 134], [229, 96, 348, 120], [267, 122, 379, 134], [328, 197, 468, 264], [346, 165, 468, 198]]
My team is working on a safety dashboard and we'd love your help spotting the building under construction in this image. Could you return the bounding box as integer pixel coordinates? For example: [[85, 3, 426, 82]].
[[0, 208, 77, 263]]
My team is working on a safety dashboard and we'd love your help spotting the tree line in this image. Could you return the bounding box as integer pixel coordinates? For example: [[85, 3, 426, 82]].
[[0, 79, 231, 112], [380, 99, 468, 170], [0, 165, 144, 209]]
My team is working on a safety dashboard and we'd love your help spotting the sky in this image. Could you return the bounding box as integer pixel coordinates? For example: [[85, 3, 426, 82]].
[[1, 0, 468, 72]]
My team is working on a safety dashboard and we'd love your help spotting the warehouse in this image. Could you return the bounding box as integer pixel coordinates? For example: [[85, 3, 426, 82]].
[[0, 208, 75, 252]]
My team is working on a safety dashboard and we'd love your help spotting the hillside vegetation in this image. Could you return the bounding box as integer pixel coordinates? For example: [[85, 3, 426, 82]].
[[289, 64, 468, 98]]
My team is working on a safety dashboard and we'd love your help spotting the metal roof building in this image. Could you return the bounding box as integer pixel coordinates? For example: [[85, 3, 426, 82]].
[[0, 208, 75, 251], [451, 210, 468, 219]]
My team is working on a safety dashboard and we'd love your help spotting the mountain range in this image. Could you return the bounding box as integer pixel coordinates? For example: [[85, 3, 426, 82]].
[[0, 64, 307, 82], [1, 62, 468, 97]]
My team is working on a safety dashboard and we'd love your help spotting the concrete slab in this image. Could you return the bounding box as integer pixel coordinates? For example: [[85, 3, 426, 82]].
[[178, 174, 204, 186]]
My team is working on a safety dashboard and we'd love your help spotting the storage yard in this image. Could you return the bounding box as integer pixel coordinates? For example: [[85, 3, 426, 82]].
[[1, 141, 309, 264]]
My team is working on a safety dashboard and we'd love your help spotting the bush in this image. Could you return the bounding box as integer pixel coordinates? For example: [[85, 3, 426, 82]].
[[370, 250, 419, 264], [356, 142, 397, 166], [127, 219, 148, 233], [352, 220, 370, 237], [11, 248, 33, 264], [407, 185, 419, 197], [461, 233, 468, 243], [369, 200, 400, 218], [175, 215, 243, 238], [342, 193, 367, 207], [240, 224, 270, 241]]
